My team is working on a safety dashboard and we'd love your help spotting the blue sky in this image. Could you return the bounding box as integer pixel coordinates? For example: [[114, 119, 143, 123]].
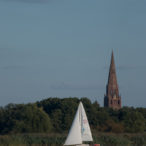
[[0, 0, 146, 107]]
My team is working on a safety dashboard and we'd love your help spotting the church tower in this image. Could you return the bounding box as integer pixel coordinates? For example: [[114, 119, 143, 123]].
[[104, 51, 121, 109]]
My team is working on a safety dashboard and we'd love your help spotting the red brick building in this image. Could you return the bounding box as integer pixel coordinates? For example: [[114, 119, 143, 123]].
[[104, 51, 121, 109]]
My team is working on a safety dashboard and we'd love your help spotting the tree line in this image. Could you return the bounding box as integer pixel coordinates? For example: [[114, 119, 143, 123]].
[[0, 97, 145, 134]]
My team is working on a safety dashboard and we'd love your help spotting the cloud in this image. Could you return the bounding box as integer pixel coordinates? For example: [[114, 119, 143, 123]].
[[50, 82, 104, 90]]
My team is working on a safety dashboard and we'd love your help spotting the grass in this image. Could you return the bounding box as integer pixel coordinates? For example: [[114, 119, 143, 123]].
[[0, 133, 146, 146]]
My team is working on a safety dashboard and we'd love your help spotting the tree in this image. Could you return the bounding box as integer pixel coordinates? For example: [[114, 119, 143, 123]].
[[121, 110, 145, 133], [0, 104, 52, 134]]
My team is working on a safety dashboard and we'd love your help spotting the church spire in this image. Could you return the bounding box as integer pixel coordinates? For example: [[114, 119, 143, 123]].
[[107, 51, 118, 90], [104, 51, 121, 110]]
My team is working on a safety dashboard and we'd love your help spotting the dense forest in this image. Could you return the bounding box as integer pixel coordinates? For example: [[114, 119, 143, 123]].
[[0, 97, 145, 135]]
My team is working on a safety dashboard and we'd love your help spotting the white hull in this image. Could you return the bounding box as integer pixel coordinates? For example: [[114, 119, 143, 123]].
[[76, 144, 89, 146]]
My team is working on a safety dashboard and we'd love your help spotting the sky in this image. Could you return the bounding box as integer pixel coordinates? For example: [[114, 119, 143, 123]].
[[0, 0, 146, 107]]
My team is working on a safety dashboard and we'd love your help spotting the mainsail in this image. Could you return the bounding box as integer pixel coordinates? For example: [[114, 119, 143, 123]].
[[64, 102, 93, 145]]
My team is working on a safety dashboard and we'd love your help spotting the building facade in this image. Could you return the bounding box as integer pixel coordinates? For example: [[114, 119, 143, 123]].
[[104, 51, 121, 109]]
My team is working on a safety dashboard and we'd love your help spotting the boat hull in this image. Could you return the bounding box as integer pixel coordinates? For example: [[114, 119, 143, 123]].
[[76, 144, 90, 146]]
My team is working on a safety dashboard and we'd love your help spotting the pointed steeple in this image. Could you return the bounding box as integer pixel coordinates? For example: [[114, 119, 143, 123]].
[[104, 51, 121, 110], [107, 51, 118, 90]]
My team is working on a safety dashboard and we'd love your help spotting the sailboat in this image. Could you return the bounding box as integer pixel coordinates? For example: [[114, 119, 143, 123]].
[[64, 102, 93, 146]]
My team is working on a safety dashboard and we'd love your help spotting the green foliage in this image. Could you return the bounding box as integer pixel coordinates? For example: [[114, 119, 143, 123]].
[[130, 135, 146, 146], [37, 97, 79, 132], [0, 104, 52, 134], [0, 133, 146, 146], [119, 107, 145, 133], [0, 97, 146, 135], [0, 134, 65, 146]]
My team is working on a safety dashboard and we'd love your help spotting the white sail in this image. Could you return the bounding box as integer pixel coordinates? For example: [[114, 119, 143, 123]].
[[64, 103, 82, 145], [80, 102, 93, 142], [64, 102, 93, 145]]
